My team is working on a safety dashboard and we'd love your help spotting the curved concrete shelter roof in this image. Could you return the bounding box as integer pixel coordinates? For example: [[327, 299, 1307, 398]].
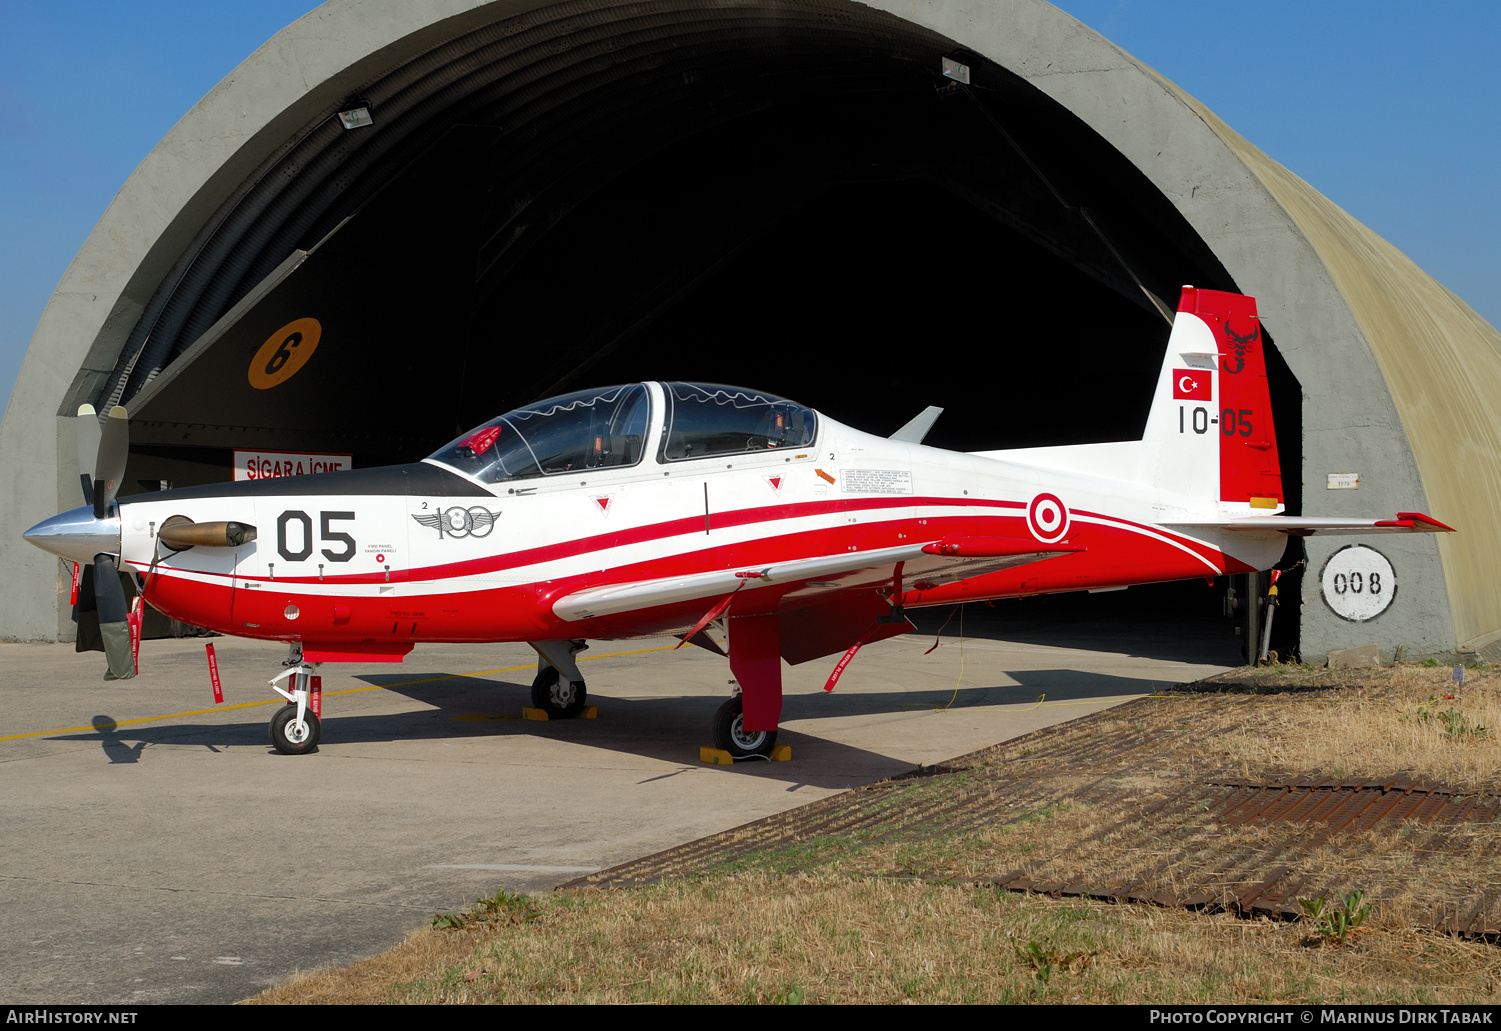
[[2, 0, 1495, 659]]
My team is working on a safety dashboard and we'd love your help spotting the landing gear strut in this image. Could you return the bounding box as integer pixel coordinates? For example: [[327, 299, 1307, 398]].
[[528, 638, 589, 719], [712, 693, 778, 760], [268, 662, 321, 755]]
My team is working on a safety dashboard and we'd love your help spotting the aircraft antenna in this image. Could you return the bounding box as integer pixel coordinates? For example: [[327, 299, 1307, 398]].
[[948, 66, 1175, 327]]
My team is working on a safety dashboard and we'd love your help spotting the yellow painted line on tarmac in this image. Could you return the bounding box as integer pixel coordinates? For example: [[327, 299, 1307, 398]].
[[0, 644, 678, 742], [0, 697, 303, 741]]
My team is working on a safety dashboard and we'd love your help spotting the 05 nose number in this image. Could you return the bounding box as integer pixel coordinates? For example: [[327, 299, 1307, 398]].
[[277, 510, 356, 563]]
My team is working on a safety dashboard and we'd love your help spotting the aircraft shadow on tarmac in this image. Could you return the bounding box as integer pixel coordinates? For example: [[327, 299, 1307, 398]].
[[56, 667, 1168, 789], [907, 586, 1242, 667]]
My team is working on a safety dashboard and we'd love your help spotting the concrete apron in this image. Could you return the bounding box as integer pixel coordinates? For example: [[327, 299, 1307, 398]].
[[0, 632, 1229, 1003]]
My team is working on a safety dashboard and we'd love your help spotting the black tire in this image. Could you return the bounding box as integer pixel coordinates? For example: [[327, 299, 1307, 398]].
[[269, 704, 320, 755], [712, 695, 777, 759], [531, 666, 587, 719]]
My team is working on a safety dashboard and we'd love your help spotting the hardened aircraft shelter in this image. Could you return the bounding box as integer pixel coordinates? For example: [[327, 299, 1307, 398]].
[[3, 0, 1499, 662]]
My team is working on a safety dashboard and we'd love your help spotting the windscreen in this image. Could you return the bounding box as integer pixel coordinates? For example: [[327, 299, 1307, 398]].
[[428, 384, 649, 483]]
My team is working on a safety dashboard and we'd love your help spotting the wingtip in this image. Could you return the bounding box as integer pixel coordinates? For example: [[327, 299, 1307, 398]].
[[1395, 512, 1456, 532]]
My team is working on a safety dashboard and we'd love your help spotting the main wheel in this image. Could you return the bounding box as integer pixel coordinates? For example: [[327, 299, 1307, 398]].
[[531, 666, 587, 719], [712, 695, 777, 760], [269, 705, 320, 755]]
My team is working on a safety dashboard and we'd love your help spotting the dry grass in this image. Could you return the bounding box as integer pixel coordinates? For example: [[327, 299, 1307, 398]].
[[1166, 664, 1501, 792], [245, 665, 1501, 1005], [249, 875, 1501, 1005]]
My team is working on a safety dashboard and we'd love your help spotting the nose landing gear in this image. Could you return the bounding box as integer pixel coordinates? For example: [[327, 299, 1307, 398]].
[[268, 661, 322, 755]]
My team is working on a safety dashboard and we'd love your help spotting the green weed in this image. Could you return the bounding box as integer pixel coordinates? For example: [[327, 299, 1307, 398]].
[[430, 889, 539, 931], [1298, 891, 1372, 946], [1440, 709, 1487, 739], [1409, 696, 1488, 739], [1013, 938, 1093, 982]]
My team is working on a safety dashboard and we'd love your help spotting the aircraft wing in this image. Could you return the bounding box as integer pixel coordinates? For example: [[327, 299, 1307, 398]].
[[551, 536, 1081, 622], [1162, 511, 1455, 537]]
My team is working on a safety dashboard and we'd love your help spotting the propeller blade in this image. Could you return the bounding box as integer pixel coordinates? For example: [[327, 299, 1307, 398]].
[[93, 406, 129, 519], [93, 553, 135, 681], [76, 405, 100, 506]]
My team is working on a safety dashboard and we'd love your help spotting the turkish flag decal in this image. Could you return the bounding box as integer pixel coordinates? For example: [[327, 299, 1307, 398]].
[[1172, 369, 1212, 401]]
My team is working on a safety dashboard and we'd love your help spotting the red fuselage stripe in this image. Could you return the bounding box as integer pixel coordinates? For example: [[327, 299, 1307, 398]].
[[215, 494, 1029, 585]]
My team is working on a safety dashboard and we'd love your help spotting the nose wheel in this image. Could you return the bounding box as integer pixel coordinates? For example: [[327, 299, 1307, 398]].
[[270, 705, 320, 754], [267, 661, 322, 755], [712, 694, 778, 760]]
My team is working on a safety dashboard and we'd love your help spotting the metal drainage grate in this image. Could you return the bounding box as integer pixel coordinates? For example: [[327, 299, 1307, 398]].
[[1210, 781, 1501, 833]]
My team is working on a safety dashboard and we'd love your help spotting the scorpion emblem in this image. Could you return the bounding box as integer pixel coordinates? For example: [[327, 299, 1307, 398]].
[[1222, 318, 1257, 374]]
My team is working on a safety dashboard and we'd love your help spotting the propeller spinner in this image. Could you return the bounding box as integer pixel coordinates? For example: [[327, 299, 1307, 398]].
[[25, 406, 255, 681], [23, 405, 135, 679]]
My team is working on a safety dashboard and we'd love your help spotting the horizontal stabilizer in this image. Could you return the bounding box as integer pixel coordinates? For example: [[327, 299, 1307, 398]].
[[1163, 512, 1455, 537]]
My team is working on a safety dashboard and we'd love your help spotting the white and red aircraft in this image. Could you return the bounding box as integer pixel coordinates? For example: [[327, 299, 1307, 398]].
[[26, 287, 1452, 757]]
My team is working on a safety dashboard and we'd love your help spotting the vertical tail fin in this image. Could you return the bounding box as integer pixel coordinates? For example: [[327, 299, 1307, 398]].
[[1141, 287, 1284, 511]]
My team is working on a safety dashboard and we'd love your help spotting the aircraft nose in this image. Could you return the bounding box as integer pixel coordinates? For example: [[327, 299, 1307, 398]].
[[23, 505, 122, 565]]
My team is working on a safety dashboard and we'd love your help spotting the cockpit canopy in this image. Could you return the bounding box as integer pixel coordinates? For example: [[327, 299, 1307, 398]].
[[428, 383, 650, 483], [657, 382, 817, 462], [428, 382, 817, 484]]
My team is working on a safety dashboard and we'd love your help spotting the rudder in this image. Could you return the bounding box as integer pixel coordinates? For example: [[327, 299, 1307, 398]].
[[1141, 287, 1284, 511]]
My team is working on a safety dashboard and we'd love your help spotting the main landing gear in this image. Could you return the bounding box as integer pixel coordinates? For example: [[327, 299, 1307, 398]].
[[700, 613, 785, 763], [531, 665, 588, 719], [528, 639, 590, 719], [712, 691, 778, 760], [268, 660, 321, 755]]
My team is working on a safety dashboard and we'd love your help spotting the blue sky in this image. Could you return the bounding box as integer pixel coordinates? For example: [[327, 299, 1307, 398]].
[[1, 1, 1496, 406], [1060, 0, 1501, 319]]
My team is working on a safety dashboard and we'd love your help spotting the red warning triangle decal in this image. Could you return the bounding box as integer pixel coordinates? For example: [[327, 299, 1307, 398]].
[[592, 495, 612, 515], [766, 475, 783, 495]]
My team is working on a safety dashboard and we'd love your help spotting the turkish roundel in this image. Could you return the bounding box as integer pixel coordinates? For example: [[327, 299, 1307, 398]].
[[1172, 369, 1212, 401]]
